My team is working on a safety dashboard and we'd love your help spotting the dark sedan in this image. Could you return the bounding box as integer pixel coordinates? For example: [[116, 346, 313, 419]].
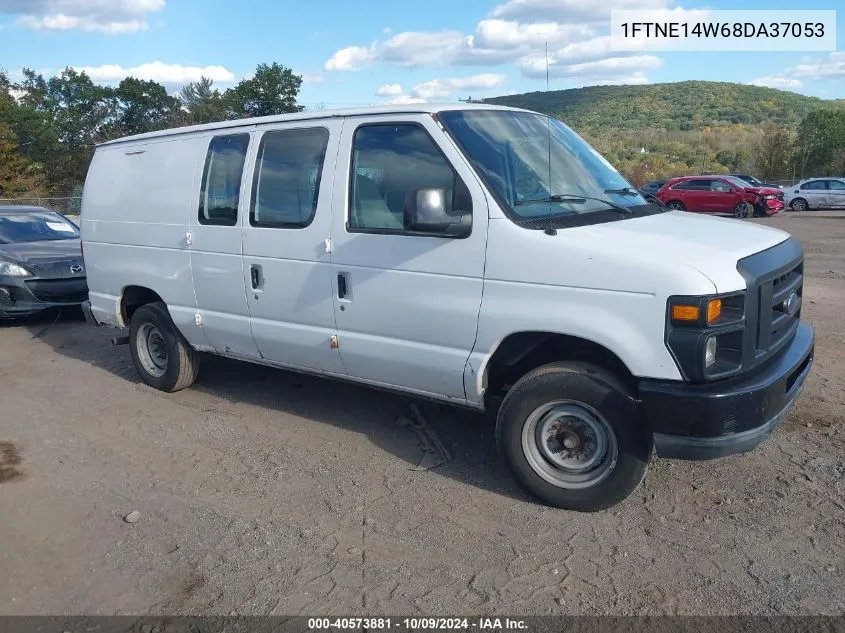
[[639, 180, 667, 202], [0, 206, 88, 318]]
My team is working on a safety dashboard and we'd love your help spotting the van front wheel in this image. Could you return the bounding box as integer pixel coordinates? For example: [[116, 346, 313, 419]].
[[495, 362, 651, 512], [129, 302, 200, 392]]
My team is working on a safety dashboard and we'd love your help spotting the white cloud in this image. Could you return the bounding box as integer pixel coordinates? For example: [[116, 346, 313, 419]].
[[379, 30, 467, 66], [523, 54, 662, 81], [490, 0, 671, 23], [789, 52, 845, 79], [473, 19, 594, 49], [325, 46, 374, 71], [2, 0, 166, 34], [411, 73, 506, 99], [744, 53, 845, 91], [749, 76, 803, 89], [74, 61, 235, 85], [379, 74, 507, 104], [376, 83, 404, 96], [323, 0, 667, 85], [558, 55, 662, 76], [388, 95, 428, 105]]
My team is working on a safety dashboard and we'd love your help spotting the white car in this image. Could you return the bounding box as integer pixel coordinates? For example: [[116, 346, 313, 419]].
[[784, 177, 845, 211], [79, 104, 814, 512]]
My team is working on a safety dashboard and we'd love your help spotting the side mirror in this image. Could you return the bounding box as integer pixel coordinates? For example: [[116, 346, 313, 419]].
[[405, 188, 471, 237]]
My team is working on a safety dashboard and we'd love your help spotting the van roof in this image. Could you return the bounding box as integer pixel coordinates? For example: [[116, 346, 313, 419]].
[[98, 102, 532, 147]]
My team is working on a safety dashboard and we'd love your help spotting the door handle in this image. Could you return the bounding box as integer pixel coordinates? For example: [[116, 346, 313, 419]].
[[337, 272, 348, 299], [250, 264, 263, 290]]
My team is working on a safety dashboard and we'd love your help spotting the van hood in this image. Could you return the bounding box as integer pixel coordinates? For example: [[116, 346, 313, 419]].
[[571, 210, 790, 291]]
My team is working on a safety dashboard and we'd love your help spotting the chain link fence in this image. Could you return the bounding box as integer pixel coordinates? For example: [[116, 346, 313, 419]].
[[0, 196, 83, 224]]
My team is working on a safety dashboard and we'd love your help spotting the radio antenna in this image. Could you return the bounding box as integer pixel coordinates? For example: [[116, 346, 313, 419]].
[[544, 41, 556, 236]]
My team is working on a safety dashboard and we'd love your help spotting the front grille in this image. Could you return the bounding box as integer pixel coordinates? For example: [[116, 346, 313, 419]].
[[25, 278, 88, 303], [737, 237, 804, 373], [761, 263, 803, 351]]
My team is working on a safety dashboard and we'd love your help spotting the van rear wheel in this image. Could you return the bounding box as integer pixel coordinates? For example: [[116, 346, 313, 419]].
[[495, 362, 651, 512], [129, 302, 199, 392]]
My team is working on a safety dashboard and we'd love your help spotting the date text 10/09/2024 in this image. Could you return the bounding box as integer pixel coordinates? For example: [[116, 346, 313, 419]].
[[307, 618, 528, 631], [619, 21, 825, 38]]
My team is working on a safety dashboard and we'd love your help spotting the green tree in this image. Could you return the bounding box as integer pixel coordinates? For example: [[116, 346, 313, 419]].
[[755, 124, 794, 181], [179, 77, 227, 124], [0, 122, 47, 197], [10, 67, 115, 189], [225, 63, 303, 118], [795, 110, 845, 177], [113, 77, 182, 136]]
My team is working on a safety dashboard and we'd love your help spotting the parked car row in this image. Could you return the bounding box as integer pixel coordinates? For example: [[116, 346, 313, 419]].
[[640, 175, 785, 218], [640, 174, 845, 215]]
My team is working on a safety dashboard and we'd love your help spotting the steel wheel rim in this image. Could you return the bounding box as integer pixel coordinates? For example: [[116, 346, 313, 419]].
[[521, 400, 618, 490], [137, 323, 168, 377]]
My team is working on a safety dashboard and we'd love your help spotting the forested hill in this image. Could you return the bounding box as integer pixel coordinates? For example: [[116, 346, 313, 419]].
[[484, 81, 845, 131]]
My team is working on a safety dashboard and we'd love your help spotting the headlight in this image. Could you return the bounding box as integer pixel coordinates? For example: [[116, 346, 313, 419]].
[[705, 336, 717, 368], [666, 293, 746, 381], [0, 261, 32, 277]]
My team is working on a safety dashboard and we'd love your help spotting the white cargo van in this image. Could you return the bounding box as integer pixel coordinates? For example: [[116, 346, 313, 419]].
[[80, 104, 814, 511]]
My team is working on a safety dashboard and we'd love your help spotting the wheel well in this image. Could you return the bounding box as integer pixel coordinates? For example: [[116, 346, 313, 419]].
[[121, 286, 163, 324], [484, 332, 636, 401]]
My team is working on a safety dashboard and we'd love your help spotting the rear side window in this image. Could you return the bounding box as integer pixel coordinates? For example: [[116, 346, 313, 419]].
[[250, 127, 330, 228], [199, 134, 250, 226], [672, 180, 709, 190], [801, 180, 826, 191]]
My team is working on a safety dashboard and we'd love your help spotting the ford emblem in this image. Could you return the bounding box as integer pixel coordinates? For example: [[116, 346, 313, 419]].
[[783, 290, 800, 316], [70, 264, 84, 275]]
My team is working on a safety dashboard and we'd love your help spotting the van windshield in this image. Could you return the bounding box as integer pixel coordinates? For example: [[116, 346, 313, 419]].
[[438, 110, 662, 226]]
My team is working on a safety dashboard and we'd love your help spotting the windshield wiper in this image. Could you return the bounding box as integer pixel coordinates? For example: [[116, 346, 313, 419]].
[[515, 194, 632, 214], [604, 187, 641, 196]]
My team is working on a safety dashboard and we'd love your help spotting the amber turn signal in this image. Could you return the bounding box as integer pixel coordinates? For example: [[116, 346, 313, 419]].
[[671, 305, 700, 322], [707, 299, 722, 325]]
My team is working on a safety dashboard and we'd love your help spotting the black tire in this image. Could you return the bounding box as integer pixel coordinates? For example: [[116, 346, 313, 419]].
[[128, 301, 200, 392], [733, 201, 751, 218], [495, 362, 651, 512], [790, 198, 807, 212], [666, 200, 685, 211]]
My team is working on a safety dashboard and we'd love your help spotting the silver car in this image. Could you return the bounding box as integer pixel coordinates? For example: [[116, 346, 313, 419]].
[[784, 178, 845, 211]]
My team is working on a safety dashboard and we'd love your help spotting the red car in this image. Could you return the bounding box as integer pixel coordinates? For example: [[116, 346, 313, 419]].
[[657, 175, 784, 217]]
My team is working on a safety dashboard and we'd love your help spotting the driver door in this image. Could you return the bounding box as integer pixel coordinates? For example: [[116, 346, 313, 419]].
[[328, 115, 489, 402]]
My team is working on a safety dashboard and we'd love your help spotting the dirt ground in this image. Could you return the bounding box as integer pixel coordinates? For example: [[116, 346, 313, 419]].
[[1, 211, 843, 617]]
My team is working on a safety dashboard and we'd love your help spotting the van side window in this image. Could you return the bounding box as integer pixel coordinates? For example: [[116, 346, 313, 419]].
[[250, 128, 329, 228], [199, 134, 250, 226], [349, 124, 470, 233]]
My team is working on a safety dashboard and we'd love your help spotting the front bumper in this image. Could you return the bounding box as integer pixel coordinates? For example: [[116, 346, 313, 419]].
[[639, 321, 814, 460], [0, 275, 88, 316]]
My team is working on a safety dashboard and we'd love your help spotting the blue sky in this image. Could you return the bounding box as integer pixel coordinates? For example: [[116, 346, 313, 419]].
[[0, 0, 843, 106]]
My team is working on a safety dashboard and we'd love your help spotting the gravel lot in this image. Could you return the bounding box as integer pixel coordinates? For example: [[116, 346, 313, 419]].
[[1, 211, 843, 616]]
